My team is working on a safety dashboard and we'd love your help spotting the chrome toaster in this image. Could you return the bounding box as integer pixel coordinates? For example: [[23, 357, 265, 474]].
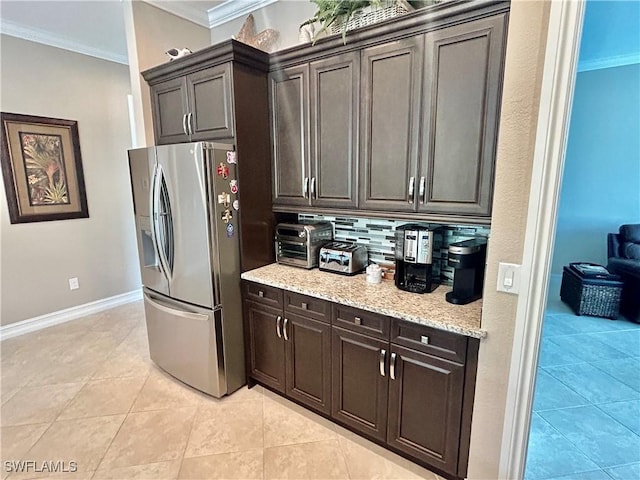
[[319, 242, 368, 275], [275, 222, 333, 269]]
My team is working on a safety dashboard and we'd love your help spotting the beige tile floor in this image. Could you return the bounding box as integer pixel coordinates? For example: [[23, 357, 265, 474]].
[[1, 301, 443, 480]]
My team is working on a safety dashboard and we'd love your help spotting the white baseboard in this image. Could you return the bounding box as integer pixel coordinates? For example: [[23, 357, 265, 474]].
[[0, 289, 143, 341]]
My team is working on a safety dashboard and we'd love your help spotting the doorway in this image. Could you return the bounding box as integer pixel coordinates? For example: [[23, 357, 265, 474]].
[[524, 1, 640, 479]]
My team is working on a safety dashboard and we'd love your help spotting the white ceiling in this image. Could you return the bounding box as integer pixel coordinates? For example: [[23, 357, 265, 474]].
[[0, 0, 272, 65]]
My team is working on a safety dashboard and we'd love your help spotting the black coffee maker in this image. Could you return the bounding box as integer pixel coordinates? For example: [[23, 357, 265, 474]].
[[395, 224, 441, 294], [445, 238, 487, 305]]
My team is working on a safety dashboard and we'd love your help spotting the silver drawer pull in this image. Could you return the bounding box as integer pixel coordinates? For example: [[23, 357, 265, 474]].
[[301, 302, 308, 310], [421, 335, 430, 345], [354, 316, 362, 325], [258, 290, 264, 298], [390, 352, 397, 380], [379, 349, 386, 377], [276, 316, 282, 338]]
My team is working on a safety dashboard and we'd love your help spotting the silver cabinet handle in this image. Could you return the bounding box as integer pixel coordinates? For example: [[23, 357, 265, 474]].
[[408, 176, 415, 203], [379, 349, 386, 377], [390, 352, 397, 380], [283, 317, 289, 341], [303, 177, 309, 198], [187, 112, 193, 135], [311, 177, 317, 199], [182, 114, 188, 135], [419, 176, 425, 202], [276, 316, 282, 338]]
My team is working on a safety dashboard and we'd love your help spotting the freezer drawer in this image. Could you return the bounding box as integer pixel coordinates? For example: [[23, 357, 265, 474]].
[[143, 289, 226, 397]]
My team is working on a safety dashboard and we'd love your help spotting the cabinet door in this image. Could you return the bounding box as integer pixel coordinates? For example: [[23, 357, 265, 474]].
[[331, 326, 388, 442], [285, 313, 331, 414], [150, 77, 190, 145], [270, 65, 310, 206], [387, 345, 464, 475], [309, 52, 359, 209], [359, 37, 423, 212], [186, 63, 234, 140], [245, 301, 285, 393], [419, 14, 506, 216]]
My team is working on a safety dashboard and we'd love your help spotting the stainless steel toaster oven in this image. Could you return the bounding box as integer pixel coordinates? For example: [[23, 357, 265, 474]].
[[275, 222, 333, 269]]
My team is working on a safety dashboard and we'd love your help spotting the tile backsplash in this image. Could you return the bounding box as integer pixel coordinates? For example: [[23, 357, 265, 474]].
[[298, 214, 490, 285]]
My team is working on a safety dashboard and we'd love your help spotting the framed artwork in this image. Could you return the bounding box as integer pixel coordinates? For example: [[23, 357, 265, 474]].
[[1, 112, 89, 224]]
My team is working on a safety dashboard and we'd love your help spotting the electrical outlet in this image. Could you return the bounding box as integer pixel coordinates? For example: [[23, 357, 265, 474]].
[[69, 277, 79, 290], [497, 263, 521, 294]]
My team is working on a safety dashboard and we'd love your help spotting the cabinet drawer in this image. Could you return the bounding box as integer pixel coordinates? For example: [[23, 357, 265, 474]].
[[284, 292, 331, 323], [243, 281, 283, 309], [332, 304, 390, 341], [391, 319, 467, 363]]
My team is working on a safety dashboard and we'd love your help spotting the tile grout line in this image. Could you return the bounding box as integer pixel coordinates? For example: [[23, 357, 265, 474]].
[[175, 401, 201, 480], [90, 366, 152, 476]]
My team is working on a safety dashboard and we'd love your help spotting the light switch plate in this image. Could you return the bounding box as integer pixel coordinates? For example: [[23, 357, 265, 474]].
[[497, 263, 521, 294]]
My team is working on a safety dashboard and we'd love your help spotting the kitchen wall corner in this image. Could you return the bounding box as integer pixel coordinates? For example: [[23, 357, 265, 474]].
[[466, 1, 552, 478]]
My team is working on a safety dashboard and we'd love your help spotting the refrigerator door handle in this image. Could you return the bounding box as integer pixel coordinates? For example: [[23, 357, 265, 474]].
[[144, 291, 209, 322], [150, 164, 165, 278], [154, 165, 172, 280]]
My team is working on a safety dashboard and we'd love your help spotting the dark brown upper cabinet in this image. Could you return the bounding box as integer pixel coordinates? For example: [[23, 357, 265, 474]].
[[270, 64, 309, 206], [309, 52, 360, 209], [418, 14, 507, 216], [271, 53, 359, 209], [359, 37, 424, 212], [142, 40, 275, 273], [268, 2, 509, 223], [150, 63, 234, 144]]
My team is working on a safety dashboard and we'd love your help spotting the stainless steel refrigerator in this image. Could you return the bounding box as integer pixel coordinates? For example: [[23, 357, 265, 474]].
[[128, 142, 244, 398]]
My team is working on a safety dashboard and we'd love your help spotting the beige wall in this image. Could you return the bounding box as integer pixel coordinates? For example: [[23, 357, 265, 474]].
[[467, 1, 551, 478], [0, 35, 140, 326], [124, 1, 211, 146], [211, 0, 317, 51]]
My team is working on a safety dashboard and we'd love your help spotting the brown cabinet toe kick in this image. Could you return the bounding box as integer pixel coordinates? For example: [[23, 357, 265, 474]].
[[242, 280, 479, 478]]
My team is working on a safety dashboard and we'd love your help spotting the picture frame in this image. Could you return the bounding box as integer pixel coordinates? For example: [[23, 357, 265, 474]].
[[1, 112, 89, 224]]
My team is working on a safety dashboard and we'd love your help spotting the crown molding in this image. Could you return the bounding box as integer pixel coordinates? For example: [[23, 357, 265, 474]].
[[578, 52, 640, 72], [0, 19, 128, 65], [208, 0, 279, 28], [144, 0, 210, 28]]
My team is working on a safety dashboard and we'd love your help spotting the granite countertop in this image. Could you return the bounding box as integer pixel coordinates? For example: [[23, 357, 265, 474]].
[[241, 263, 486, 339]]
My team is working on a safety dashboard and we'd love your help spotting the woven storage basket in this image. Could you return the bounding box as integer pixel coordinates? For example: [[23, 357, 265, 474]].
[[560, 265, 623, 319], [329, 0, 413, 35]]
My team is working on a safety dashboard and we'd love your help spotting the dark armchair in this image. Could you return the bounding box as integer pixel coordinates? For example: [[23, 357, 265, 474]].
[[607, 224, 640, 322]]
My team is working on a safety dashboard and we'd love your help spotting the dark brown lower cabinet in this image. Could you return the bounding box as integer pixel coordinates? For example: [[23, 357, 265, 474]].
[[331, 326, 389, 441], [243, 281, 478, 479], [245, 301, 285, 393], [243, 283, 332, 415], [285, 313, 331, 414], [387, 345, 464, 474]]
